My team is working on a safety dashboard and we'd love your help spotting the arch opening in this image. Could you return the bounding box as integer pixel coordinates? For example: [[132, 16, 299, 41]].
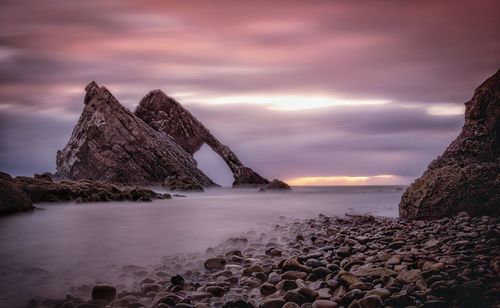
[[193, 143, 234, 187]]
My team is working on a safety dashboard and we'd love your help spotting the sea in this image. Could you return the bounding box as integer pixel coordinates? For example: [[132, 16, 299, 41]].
[[0, 186, 404, 307]]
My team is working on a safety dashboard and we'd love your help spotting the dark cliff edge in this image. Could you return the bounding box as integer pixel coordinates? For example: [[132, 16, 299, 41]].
[[400, 69, 500, 220]]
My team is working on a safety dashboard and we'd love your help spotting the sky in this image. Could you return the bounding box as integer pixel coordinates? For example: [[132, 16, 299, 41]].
[[0, 0, 499, 186]]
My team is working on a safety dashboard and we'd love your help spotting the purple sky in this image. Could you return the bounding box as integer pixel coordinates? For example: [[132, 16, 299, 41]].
[[0, 0, 499, 185]]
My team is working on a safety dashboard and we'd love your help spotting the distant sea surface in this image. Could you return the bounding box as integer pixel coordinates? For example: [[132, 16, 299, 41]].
[[0, 186, 403, 307]]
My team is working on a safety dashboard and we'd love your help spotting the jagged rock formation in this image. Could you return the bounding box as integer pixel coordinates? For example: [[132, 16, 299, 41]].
[[0, 171, 33, 215], [400, 69, 500, 220], [56, 82, 215, 187], [135, 90, 269, 187]]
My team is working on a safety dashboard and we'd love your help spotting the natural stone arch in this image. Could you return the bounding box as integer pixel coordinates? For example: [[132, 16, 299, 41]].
[[134, 90, 269, 187]]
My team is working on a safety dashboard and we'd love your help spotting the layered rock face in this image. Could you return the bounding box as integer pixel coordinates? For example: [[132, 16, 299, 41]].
[[56, 82, 214, 186], [400, 69, 500, 219], [135, 90, 269, 186]]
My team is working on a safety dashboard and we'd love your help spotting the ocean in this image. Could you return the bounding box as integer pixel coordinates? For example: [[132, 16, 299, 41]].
[[0, 186, 403, 307]]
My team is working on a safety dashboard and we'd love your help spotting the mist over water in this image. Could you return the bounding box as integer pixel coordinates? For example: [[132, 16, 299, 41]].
[[0, 186, 403, 307]]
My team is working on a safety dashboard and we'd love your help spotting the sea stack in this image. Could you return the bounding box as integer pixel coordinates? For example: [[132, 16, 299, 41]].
[[56, 81, 215, 186], [399, 69, 500, 220], [135, 90, 269, 187]]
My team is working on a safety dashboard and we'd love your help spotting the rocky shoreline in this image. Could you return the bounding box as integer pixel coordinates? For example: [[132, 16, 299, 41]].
[[33, 212, 499, 308], [0, 172, 170, 215]]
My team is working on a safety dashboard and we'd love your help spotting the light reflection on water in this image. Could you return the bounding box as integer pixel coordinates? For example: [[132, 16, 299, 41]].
[[0, 186, 403, 307]]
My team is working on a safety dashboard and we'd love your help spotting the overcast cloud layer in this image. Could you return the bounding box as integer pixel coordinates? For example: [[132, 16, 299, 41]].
[[0, 0, 499, 185]]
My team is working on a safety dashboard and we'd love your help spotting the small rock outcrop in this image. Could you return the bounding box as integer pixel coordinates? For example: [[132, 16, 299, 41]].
[[135, 90, 269, 187], [56, 82, 215, 187], [0, 171, 33, 215], [259, 179, 292, 192], [400, 69, 500, 220], [14, 174, 169, 203]]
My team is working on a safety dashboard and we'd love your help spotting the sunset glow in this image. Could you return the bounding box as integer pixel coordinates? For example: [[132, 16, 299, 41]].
[[286, 174, 403, 186]]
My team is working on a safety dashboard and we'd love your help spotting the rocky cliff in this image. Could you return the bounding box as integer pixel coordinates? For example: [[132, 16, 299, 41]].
[[400, 69, 500, 219], [135, 90, 269, 186], [56, 82, 215, 186]]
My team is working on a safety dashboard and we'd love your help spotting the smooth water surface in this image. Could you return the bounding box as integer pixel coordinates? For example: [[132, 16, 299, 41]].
[[0, 186, 403, 307]]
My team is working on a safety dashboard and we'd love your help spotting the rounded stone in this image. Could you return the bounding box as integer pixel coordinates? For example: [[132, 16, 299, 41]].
[[91, 285, 117, 302], [312, 300, 338, 308]]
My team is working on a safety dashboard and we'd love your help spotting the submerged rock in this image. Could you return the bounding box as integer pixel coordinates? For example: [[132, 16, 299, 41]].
[[135, 90, 269, 187], [0, 171, 33, 215], [400, 69, 500, 220], [56, 81, 215, 187]]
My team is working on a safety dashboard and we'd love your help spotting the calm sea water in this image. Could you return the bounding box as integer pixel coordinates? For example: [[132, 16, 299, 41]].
[[0, 186, 403, 307]]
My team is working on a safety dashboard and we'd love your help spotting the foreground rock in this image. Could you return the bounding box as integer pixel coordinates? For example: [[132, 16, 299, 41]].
[[400, 69, 500, 220], [135, 90, 269, 187], [56, 81, 215, 187], [38, 213, 500, 307], [0, 171, 33, 215], [14, 173, 169, 203]]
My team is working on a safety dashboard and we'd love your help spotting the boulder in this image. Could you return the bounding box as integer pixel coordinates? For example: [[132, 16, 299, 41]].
[[0, 171, 33, 215], [91, 285, 116, 302], [400, 69, 500, 219]]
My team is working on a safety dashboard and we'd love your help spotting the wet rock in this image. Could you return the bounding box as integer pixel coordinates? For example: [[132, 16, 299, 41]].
[[206, 286, 226, 297], [311, 300, 337, 308], [352, 267, 396, 278], [297, 287, 318, 302], [261, 298, 286, 308], [356, 295, 383, 308], [282, 256, 312, 272], [396, 269, 422, 283], [284, 290, 307, 305], [204, 257, 227, 271], [171, 274, 185, 286], [91, 285, 116, 302], [282, 271, 308, 280], [223, 299, 254, 308], [339, 272, 361, 287], [260, 283, 278, 296]]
